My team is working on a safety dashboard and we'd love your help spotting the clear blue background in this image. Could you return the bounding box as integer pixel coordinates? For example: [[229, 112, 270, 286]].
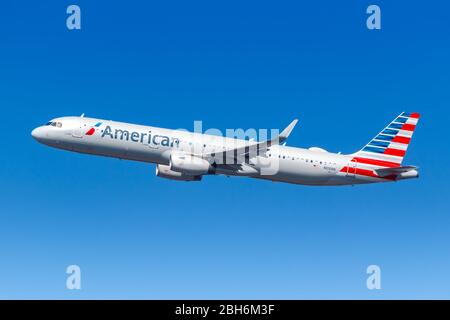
[[0, 1, 449, 299]]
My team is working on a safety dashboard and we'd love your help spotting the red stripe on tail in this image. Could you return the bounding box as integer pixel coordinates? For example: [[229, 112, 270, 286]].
[[340, 166, 396, 180], [401, 124, 416, 131], [392, 136, 411, 144], [351, 157, 400, 168], [384, 148, 406, 157]]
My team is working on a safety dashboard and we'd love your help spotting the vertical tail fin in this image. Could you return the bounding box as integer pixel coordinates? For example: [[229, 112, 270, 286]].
[[352, 112, 420, 167]]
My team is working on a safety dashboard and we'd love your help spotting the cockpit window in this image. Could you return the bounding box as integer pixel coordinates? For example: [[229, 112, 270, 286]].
[[45, 121, 62, 127]]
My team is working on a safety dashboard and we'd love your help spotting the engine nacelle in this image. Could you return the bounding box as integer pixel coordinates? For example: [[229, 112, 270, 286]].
[[170, 152, 212, 175], [156, 164, 202, 181]]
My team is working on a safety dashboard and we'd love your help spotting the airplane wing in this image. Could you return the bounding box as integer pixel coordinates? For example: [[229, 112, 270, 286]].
[[204, 119, 298, 163]]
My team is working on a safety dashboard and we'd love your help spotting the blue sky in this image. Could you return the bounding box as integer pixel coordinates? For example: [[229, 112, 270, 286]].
[[0, 1, 449, 299]]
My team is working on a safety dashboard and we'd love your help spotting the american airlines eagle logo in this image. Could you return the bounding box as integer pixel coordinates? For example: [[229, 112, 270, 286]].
[[85, 122, 103, 135]]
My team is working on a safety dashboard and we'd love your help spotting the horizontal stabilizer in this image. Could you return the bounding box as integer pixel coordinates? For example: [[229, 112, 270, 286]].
[[374, 165, 418, 177]]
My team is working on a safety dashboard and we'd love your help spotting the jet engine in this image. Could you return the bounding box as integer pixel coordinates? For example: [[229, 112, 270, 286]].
[[156, 164, 202, 181], [169, 152, 212, 175]]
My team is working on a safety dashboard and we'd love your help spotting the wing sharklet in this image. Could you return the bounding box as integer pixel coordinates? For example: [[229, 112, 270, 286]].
[[278, 119, 298, 144]]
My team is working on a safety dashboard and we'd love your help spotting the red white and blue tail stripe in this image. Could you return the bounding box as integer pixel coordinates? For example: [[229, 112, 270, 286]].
[[341, 112, 420, 180], [353, 112, 420, 167]]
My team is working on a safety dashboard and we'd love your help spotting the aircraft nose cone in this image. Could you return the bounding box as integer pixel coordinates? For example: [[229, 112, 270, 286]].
[[31, 126, 46, 142]]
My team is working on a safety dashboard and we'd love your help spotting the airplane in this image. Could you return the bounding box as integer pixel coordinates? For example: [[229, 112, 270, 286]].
[[31, 112, 420, 186]]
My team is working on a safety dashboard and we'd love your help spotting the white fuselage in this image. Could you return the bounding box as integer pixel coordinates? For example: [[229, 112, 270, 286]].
[[31, 116, 410, 186]]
